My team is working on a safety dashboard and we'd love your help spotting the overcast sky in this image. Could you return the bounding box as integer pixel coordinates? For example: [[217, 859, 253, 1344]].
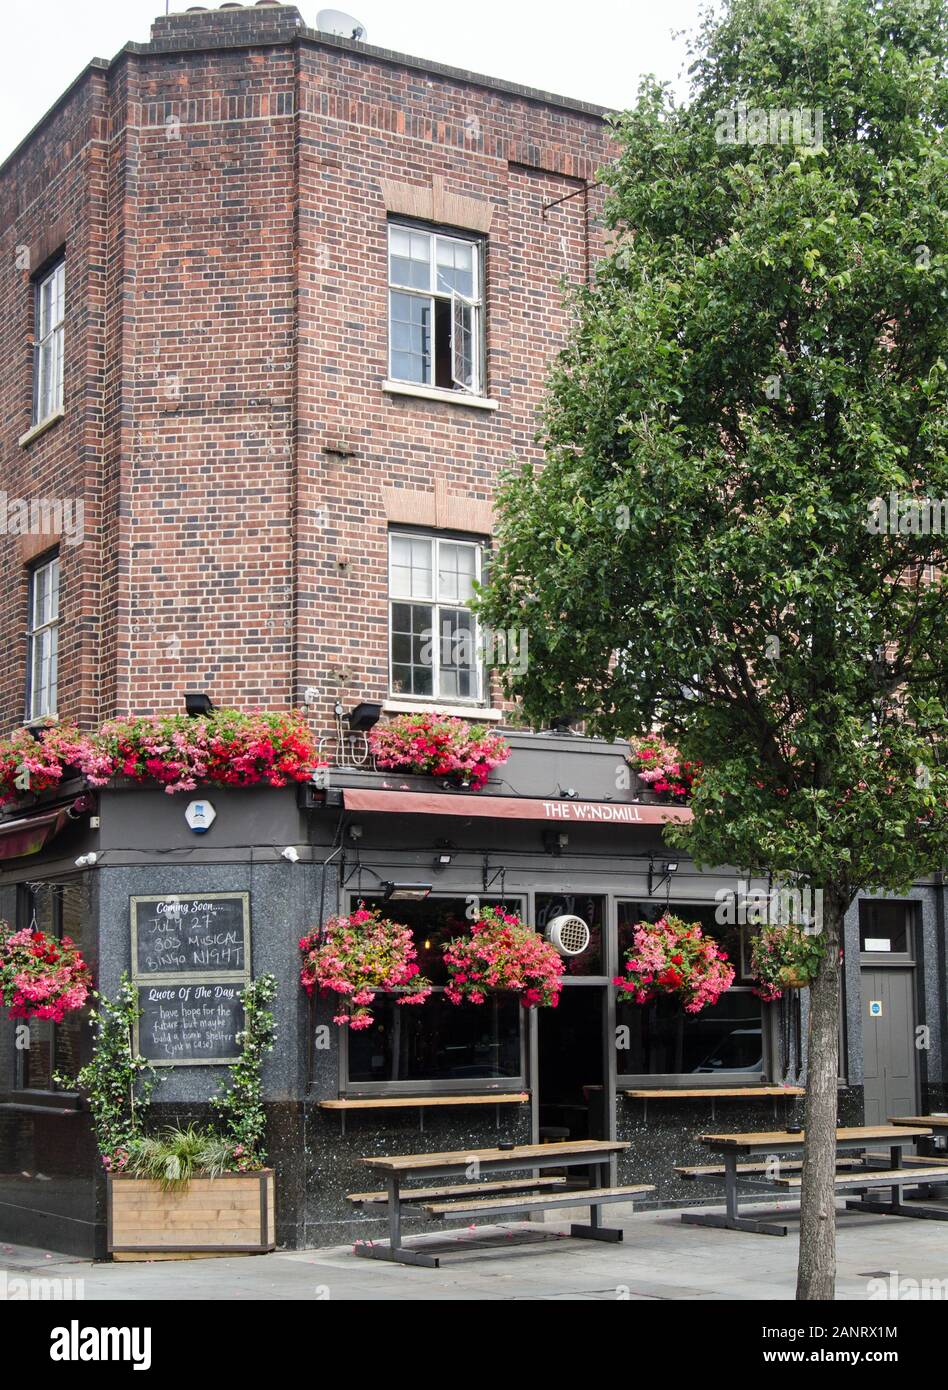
[[2, 0, 706, 161]]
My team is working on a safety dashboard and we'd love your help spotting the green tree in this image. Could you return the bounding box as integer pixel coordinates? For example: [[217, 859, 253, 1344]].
[[478, 0, 948, 1299]]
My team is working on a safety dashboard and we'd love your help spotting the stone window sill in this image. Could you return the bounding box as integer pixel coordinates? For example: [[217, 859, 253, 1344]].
[[383, 699, 503, 722], [19, 408, 65, 447], [382, 380, 498, 411]]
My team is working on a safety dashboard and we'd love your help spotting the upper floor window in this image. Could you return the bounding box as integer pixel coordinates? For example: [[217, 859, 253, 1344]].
[[388, 224, 483, 395], [389, 531, 484, 703], [27, 554, 60, 721], [34, 260, 65, 424]]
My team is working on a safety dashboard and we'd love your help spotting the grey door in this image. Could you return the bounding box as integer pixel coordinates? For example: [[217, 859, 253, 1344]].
[[861, 967, 917, 1124]]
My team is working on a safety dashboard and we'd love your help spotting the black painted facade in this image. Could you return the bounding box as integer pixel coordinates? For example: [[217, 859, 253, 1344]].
[[0, 731, 945, 1256]]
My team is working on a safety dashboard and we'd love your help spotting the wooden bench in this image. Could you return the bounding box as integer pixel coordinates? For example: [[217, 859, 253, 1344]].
[[675, 1156, 865, 1180], [320, 1092, 529, 1134], [771, 1166, 948, 1191], [347, 1176, 570, 1205], [626, 1086, 804, 1122], [422, 1184, 654, 1233], [354, 1138, 630, 1267]]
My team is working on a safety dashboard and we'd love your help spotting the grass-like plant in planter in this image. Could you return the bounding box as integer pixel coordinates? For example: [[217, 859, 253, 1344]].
[[63, 974, 279, 1260]]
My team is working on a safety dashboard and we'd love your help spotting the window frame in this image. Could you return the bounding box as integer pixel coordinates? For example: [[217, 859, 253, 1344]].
[[613, 897, 775, 1088], [13, 879, 84, 1095], [858, 898, 917, 964], [33, 258, 65, 425], [387, 220, 486, 396], [339, 892, 528, 1095], [388, 528, 486, 706], [26, 553, 60, 722]]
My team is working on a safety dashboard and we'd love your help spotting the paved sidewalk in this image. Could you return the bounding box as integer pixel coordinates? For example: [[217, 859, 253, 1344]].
[[3, 1201, 945, 1300]]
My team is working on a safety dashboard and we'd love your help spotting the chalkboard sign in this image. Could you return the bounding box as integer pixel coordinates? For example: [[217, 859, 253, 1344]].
[[135, 982, 245, 1066], [131, 894, 250, 978]]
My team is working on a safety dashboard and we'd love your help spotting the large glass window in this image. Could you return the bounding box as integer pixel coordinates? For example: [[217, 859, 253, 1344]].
[[388, 223, 484, 394], [27, 554, 60, 721], [34, 259, 65, 423], [344, 896, 525, 1087], [389, 531, 484, 702], [535, 892, 606, 977], [16, 881, 87, 1092], [615, 900, 764, 1080]]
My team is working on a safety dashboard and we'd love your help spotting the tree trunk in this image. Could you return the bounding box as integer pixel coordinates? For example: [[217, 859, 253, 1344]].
[[796, 894, 844, 1300]]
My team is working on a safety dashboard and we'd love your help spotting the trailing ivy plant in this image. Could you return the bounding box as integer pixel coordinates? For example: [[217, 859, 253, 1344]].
[[211, 974, 277, 1169], [55, 973, 157, 1171]]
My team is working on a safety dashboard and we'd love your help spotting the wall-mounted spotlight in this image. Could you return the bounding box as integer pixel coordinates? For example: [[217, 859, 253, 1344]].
[[347, 702, 382, 731], [542, 830, 569, 857], [433, 851, 453, 872], [382, 881, 432, 902], [184, 692, 214, 717], [281, 846, 300, 863], [347, 824, 364, 841], [647, 859, 679, 896]]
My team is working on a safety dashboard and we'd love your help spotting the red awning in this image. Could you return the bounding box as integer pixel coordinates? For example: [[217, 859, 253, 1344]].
[[341, 788, 692, 825], [0, 808, 70, 861]]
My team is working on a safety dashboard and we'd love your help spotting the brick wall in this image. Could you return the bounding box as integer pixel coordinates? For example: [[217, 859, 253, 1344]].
[[0, 4, 614, 738]]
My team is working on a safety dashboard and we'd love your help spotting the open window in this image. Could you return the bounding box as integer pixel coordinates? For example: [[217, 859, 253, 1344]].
[[388, 223, 484, 395]]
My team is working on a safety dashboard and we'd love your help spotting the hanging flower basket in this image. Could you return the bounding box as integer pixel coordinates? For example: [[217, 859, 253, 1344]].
[[299, 905, 432, 1029], [0, 921, 91, 1022], [442, 906, 563, 1009], [750, 923, 825, 1002], [626, 736, 700, 802], [613, 915, 734, 1014], [368, 712, 510, 792], [0, 710, 326, 804]]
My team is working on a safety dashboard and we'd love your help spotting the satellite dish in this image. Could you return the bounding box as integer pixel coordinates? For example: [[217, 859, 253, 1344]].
[[544, 915, 591, 958], [316, 9, 367, 40]]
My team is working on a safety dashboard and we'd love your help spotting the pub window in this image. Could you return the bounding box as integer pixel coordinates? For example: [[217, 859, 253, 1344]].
[[859, 899, 915, 956], [343, 896, 525, 1088], [26, 553, 60, 721], [615, 900, 765, 1080], [15, 881, 86, 1092], [387, 223, 484, 395], [33, 258, 65, 424], [389, 530, 484, 703]]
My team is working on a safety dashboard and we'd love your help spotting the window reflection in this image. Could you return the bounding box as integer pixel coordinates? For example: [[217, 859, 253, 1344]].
[[616, 900, 763, 1077]]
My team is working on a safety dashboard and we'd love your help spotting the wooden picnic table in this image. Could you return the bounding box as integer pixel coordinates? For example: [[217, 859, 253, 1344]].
[[890, 1114, 948, 1129], [354, 1138, 635, 1267], [682, 1125, 935, 1237]]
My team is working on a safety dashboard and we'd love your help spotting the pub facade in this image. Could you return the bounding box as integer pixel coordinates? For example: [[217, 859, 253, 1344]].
[[0, 4, 945, 1257]]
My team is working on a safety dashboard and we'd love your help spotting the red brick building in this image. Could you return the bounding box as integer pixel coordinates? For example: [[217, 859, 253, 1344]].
[[0, 1, 613, 735], [0, 6, 932, 1261]]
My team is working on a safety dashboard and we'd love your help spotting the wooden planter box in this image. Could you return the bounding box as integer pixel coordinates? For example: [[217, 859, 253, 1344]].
[[108, 1170, 275, 1261]]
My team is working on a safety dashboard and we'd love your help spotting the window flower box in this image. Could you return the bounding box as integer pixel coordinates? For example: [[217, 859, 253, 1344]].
[[368, 712, 510, 791]]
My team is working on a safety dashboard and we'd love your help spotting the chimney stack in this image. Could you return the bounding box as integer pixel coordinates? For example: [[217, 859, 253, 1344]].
[[151, 3, 303, 46]]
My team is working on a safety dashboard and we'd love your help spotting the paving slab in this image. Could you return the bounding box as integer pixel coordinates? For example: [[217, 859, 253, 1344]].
[[2, 1197, 947, 1300]]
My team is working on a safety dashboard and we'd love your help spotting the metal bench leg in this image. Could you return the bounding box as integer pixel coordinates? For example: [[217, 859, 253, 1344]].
[[681, 1151, 789, 1236], [354, 1174, 440, 1268], [571, 1161, 623, 1243]]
